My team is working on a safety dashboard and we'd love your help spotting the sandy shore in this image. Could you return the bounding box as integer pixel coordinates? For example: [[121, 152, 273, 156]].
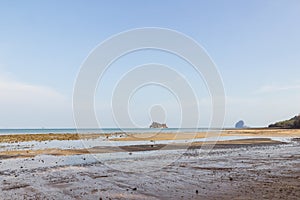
[[0, 129, 300, 199], [0, 137, 299, 199], [112, 129, 300, 141], [0, 133, 103, 143], [1, 129, 300, 143], [0, 138, 284, 159]]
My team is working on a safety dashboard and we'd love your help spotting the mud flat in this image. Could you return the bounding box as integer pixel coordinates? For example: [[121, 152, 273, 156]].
[[0, 129, 300, 199], [0, 138, 285, 160]]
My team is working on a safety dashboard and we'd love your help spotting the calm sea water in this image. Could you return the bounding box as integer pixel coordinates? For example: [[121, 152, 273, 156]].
[[0, 128, 214, 135]]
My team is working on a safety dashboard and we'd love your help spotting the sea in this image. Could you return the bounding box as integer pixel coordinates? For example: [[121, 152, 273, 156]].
[[0, 128, 216, 135]]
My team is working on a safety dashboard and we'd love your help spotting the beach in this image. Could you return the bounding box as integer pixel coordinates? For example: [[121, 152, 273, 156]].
[[0, 129, 300, 199]]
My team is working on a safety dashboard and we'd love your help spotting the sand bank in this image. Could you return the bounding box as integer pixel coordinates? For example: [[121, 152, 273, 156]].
[[0, 133, 105, 143], [0, 138, 285, 160], [1, 129, 300, 143]]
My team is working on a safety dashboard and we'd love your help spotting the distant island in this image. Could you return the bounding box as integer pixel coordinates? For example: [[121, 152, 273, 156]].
[[269, 114, 300, 129], [235, 120, 247, 128], [149, 122, 168, 128]]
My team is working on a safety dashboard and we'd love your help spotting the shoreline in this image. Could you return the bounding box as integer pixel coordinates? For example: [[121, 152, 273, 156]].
[[0, 129, 300, 143], [0, 137, 299, 199], [0, 129, 299, 160], [0, 138, 286, 160], [0, 129, 299, 199]]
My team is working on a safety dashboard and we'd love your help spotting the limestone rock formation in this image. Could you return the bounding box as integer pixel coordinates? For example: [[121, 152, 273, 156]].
[[235, 120, 246, 128], [149, 122, 168, 128]]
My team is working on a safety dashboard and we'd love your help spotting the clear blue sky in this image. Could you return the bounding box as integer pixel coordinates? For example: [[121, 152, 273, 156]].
[[0, 0, 300, 128]]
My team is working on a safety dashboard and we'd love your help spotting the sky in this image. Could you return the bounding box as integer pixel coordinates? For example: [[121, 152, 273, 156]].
[[0, 0, 300, 128]]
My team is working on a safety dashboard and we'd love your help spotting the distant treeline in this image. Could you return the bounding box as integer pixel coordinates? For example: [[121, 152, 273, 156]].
[[269, 115, 300, 129]]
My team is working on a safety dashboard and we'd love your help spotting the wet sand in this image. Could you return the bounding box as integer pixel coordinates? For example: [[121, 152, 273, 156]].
[[0, 129, 300, 199], [0, 139, 299, 199], [0, 138, 284, 160]]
